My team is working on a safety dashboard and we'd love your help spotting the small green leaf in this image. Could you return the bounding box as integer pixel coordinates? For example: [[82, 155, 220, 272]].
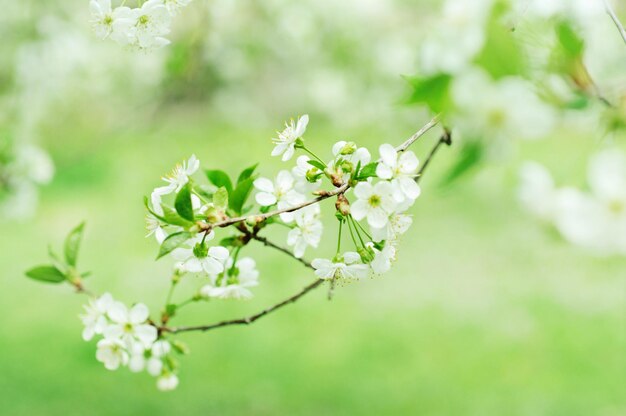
[[229, 177, 254, 215], [356, 162, 379, 180], [64, 222, 85, 267], [25, 265, 66, 283], [440, 141, 484, 186], [219, 236, 245, 247], [161, 205, 194, 227], [556, 21, 584, 58], [144, 196, 167, 222], [157, 231, 193, 260], [237, 163, 259, 184], [474, 2, 526, 79], [213, 186, 229, 210], [206, 170, 233, 194], [165, 304, 177, 317], [404, 73, 452, 113], [307, 160, 326, 171], [175, 183, 195, 221]]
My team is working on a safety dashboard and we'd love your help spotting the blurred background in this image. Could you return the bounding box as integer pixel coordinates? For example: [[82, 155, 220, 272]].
[[0, 0, 624, 415]]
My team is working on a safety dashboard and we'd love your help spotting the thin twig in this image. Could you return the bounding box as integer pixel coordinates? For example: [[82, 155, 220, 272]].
[[162, 279, 324, 334], [415, 130, 452, 184], [605, 0, 626, 45], [200, 115, 441, 232], [162, 118, 449, 335]]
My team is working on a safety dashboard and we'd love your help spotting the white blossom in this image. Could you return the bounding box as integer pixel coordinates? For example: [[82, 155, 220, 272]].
[[254, 170, 306, 222], [376, 144, 421, 202], [287, 205, 323, 258], [368, 242, 397, 274], [312, 252, 369, 280], [104, 302, 157, 348], [96, 338, 129, 371], [89, 0, 134, 41], [370, 213, 413, 243], [163, 0, 193, 15], [327, 141, 372, 183], [292, 155, 321, 194], [129, 340, 171, 376], [200, 257, 259, 300], [172, 242, 230, 276], [150, 155, 200, 215], [351, 181, 400, 229], [271, 115, 308, 161], [518, 162, 557, 221], [80, 293, 114, 341], [157, 373, 179, 391]]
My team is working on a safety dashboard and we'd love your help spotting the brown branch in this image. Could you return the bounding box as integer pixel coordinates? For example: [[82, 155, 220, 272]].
[[162, 117, 448, 335], [161, 279, 324, 334], [416, 129, 452, 184]]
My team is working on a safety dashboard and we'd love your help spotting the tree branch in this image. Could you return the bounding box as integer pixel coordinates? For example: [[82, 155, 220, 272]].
[[605, 0, 626, 45], [161, 118, 450, 335], [199, 115, 441, 232]]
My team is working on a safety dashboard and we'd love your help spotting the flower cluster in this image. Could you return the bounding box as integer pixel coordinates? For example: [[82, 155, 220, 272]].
[[80, 293, 181, 390], [519, 148, 626, 256], [89, 0, 193, 50]]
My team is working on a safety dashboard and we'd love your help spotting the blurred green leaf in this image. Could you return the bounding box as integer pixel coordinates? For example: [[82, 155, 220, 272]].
[[404, 73, 452, 113], [237, 163, 258, 184], [307, 160, 326, 171], [213, 186, 229, 210], [229, 177, 255, 215], [440, 141, 484, 186], [474, 3, 526, 79], [25, 265, 66, 284], [556, 21, 584, 58], [175, 183, 195, 221], [219, 236, 245, 247], [64, 222, 85, 267], [157, 232, 193, 260], [206, 170, 233, 194]]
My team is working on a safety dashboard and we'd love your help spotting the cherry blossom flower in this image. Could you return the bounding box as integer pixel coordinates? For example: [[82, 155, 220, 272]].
[[312, 252, 369, 280], [351, 181, 400, 229], [271, 115, 309, 161], [157, 373, 179, 391], [287, 205, 323, 258], [80, 292, 114, 341], [96, 338, 129, 371], [376, 144, 421, 202], [172, 243, 230, 275], [129, 340, 171, 376], [254, 170, 306, 222], [103, 302, 157, 348], [200, 257, 260, 300]]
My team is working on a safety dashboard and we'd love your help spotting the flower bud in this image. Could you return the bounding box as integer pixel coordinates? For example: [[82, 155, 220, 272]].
[[339, 142, 357, 155], [340, 160, 354, 174], [335, 194, 351, 216], [294, 138, 305, 149], [357, 246, 375, 264], [306, 168, 322, 183], [193, 242, 208, 258]]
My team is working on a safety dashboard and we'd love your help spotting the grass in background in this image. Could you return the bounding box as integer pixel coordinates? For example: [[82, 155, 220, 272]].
[[0, 114, 624, 415]]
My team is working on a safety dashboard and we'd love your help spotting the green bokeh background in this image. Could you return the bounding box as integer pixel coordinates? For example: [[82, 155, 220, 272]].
[[1, 1, 625, 414]]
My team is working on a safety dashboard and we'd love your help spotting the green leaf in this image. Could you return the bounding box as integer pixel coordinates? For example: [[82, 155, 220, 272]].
[[404, 73, 452, 113], [307, 160, 326, 171], [175, 183, 195, 221], [474, 2, 527, 79], [229, 177, 255, 215], [213, 186, 229, 210], [157, 231, 193, 260], [64, 222, 85, 267], [556, 21, 584, 58], [143, 196, 167, 222], [206, 170, 233, 194], [237, 163, 258, 184], [162, 205, 194, 227], [356, 162, 379, 180], [219, 236, 245, 247], [25, 265, 66, 283], [440, 141, 484, 186]]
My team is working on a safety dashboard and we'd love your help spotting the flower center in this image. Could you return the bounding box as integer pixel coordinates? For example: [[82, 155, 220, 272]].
[[138, 15, 150, 25], [104, 15, 113, 25], [488, 109, 506, 127], [124, 323, 133, 333], [368, 195, 381, 207]]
